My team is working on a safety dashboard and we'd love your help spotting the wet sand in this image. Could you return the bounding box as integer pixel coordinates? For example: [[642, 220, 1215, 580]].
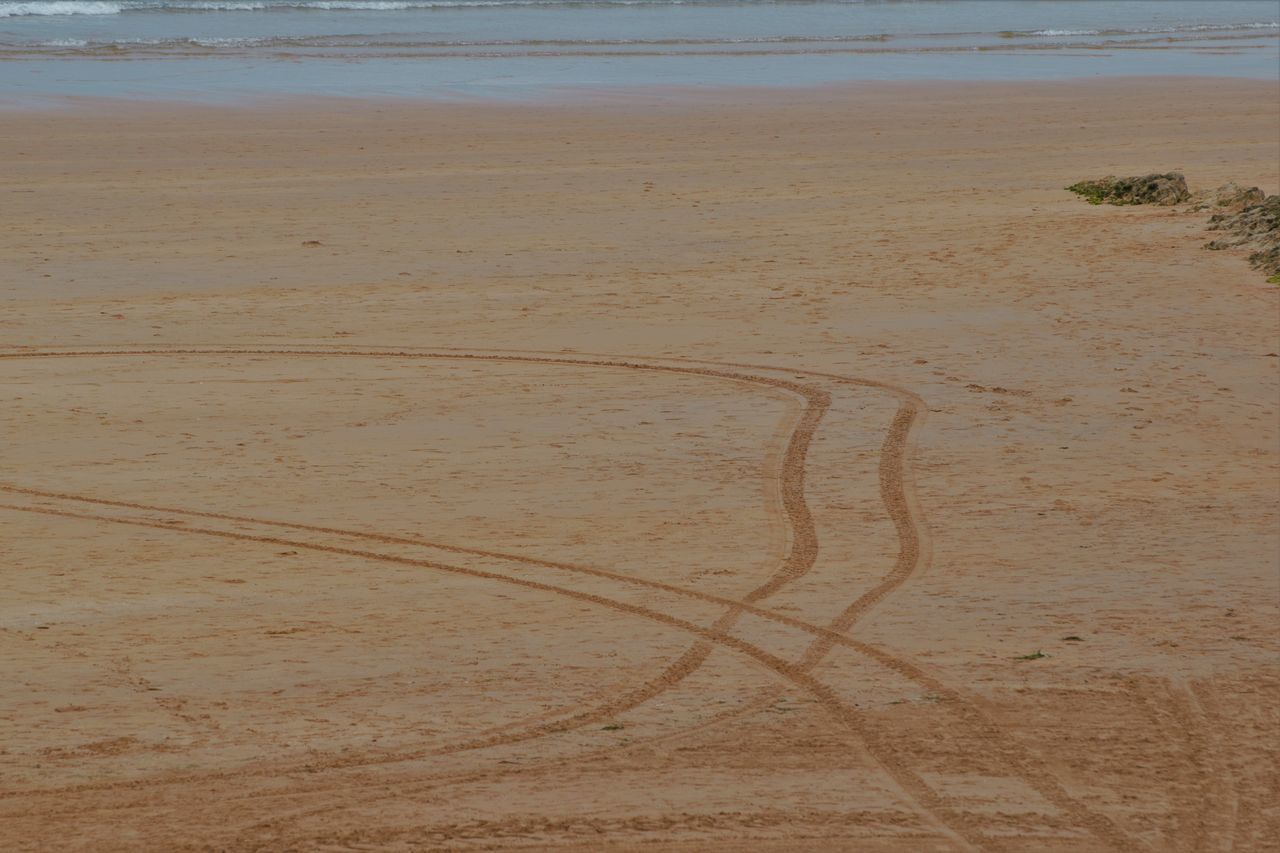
[[2, 77, 1278, 851]]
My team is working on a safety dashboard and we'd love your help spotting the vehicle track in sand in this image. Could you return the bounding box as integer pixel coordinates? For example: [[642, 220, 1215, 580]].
[[0, 481, 1139, 853], [5, 496, 1004, 850], [1, 347, 831, 812], [1131, 678, 1239, 853], [1185, 679, 1250, 852], [0, 347, 1141, 851]]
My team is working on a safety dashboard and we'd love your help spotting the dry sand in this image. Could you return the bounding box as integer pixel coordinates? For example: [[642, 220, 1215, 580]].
[[1, 77, 1278, 851]]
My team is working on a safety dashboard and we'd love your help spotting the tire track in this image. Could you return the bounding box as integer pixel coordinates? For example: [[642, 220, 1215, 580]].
[[0, 480, 1141, 853], [0, 347, 1138, 851], [1156, 679, 1235, 853], [1, 499, 988, 851], [3, 347, 985, 847], [130, 348, 1140, 851], [1178, 680, 1237, 852], [1185, 680, 1242, 852], [1, 356, 874, 780], [301, 406, 1132, 850], [2, 347, 832, 800]]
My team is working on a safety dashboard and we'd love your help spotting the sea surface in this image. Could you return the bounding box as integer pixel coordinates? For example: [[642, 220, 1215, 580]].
[[1, 0, 1277, 103]]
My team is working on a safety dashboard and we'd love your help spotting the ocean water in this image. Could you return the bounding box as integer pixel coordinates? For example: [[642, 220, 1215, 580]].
[[1, 0, 1276, 102]]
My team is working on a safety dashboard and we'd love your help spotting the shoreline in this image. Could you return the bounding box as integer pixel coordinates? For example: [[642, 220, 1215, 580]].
[[2, 47, 1276, 107], [3, 72, 1277, 114]]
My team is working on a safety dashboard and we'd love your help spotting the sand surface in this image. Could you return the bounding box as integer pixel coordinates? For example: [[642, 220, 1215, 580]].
[[2, 78, 1278, 851]]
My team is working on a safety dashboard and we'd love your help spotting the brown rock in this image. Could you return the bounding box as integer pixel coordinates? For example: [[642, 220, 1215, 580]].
[[1205, 195, 1279, 277], [1066, 172, 1190, 206], [1189, 182, 1266, 213]]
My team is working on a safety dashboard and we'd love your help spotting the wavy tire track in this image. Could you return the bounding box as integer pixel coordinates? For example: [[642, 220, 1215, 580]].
[[0, 347, 1137, 851], [1, 347, 831, 798]]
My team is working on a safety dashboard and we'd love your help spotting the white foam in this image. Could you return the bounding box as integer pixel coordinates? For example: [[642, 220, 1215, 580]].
[[179, 2, 266, 9], [1029, 22, 1279, 38], [188, 34, 264, 44], [0, 2, 122, 16], [294, 1, 543, 7], [303, 1, 414, 8], [278, 0, 666, 8]]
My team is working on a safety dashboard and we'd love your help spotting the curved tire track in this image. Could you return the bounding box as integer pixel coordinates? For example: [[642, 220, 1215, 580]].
[[1, 347, 835, 804], [0, 347, 1138, 851], [1, 498, 990, 850]]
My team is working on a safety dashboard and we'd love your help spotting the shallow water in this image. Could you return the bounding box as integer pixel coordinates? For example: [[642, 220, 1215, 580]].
[[1, 0, 1276, 103]]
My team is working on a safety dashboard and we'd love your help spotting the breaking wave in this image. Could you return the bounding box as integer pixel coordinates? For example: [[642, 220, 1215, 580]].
[[0, 2, 122, 16]]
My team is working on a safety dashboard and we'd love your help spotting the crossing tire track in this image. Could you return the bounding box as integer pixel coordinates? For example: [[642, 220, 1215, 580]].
[[1, 498, 994, 850], [2, 482, 1141, 851], [1, 347, 832, 801], [0, 347, 1140, 851]]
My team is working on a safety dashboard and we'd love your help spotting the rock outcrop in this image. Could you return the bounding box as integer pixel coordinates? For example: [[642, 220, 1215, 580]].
[[1189, 182, 1265, 213], [1206, 195, 1280, 280], [1067, 172, 1276, 281], [1066, 172, 1190, 206]]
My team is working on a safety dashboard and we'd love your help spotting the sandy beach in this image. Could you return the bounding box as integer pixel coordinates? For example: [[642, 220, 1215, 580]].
[[2, 77, 1278, 851]]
